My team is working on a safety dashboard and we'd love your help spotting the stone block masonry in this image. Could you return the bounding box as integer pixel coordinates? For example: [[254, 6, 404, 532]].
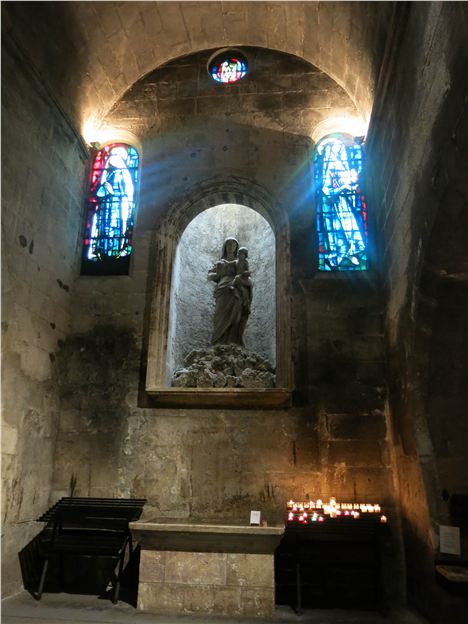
[[1, 36, 86, 597], [138, 550, 274, 617]]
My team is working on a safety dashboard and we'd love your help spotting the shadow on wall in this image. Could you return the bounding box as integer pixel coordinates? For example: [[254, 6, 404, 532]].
[[3, 2, 91, 125], [18, 531, 141, 607], [50, 325, 140, 500], [382, 17, 468, 621]]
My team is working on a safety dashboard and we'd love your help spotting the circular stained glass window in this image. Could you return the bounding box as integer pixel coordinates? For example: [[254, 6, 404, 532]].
[[208, 50, 248, 84]]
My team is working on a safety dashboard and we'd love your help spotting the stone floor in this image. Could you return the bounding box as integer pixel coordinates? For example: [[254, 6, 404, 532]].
[[1, 592, 428, 624]]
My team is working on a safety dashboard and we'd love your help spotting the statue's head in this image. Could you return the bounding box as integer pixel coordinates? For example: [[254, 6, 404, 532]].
[[222, 237, 239, 259], [238, 247, 248, 259]]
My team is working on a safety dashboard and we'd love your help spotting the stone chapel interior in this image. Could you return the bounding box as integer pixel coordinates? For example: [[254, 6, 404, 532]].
[[2, 2, 467, 623]]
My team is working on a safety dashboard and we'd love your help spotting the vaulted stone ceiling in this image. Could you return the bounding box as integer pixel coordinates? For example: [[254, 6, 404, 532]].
[[103, 46, 359, 140], [3, 1, 394, 134]]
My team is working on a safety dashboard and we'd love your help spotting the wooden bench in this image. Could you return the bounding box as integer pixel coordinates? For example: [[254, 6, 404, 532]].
[[35, 497, 146, 603]]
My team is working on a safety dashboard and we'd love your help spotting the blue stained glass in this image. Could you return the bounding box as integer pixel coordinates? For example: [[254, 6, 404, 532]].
[[82, 143, 139, 270], [210, 55, 247, 83], [314, 135, 368, 271]]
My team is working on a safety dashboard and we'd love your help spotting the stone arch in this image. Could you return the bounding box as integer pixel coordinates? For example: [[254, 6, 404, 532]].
[[152, 175, 287, 233], [145, 176, 292, 391], [84, 33, 372, 135], [11, 2, 395, 133]]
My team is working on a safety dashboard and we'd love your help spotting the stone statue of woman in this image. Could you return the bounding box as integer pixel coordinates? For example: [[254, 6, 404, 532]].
[[208, 237, 252, 346]]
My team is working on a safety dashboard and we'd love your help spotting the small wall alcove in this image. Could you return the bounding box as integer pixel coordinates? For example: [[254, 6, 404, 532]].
[[168, 204, 276, 378], [145, 181, 292, 408]]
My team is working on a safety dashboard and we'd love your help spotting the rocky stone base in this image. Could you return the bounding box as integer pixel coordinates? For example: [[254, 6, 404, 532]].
[[172, 344, 275, 388]]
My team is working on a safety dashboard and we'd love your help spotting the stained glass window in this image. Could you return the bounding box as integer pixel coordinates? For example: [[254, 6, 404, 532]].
[[314, 134, 368, 271], [209, 51, 247, 84], [81, 143, 139, 275]]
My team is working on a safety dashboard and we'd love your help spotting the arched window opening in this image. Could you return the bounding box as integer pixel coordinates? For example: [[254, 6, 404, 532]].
[[81, 143, 139, 275], [314, 134, 368, 271]]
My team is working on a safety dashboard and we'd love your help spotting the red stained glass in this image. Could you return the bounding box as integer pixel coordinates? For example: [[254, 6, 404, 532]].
[[81, 143, 139, 273], [209, 51, 247, 84]]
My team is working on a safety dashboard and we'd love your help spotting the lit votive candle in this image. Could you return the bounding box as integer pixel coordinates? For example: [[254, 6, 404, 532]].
[[380, 515, 388, 524]]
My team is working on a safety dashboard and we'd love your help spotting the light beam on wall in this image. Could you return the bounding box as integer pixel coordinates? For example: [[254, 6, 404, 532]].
[[82, 117, 141, 152], [311, 116, 368, 143], [82, 116, 102, 146]]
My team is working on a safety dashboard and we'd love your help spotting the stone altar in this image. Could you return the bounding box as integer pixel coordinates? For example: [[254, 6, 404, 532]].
[[129, 519, 284, 617]]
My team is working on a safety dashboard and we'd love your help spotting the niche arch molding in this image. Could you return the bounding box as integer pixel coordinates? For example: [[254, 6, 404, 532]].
[[145, 176, 293, 409]]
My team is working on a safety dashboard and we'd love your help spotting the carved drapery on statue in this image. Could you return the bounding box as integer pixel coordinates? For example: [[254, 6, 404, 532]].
[[208, 237, 252, 346]]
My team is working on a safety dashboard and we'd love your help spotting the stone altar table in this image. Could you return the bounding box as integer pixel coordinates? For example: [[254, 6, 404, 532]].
[[129, 519, 284, 617]]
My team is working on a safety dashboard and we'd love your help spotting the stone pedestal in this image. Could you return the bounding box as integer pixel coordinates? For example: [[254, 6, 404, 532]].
[[130, 521, 284, 617]]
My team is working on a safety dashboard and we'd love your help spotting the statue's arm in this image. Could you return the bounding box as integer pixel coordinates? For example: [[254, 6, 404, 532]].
[[208, 264, 219, 282], [240, 260, 251, 277]]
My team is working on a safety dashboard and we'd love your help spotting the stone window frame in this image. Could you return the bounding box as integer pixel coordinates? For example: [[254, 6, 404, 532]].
[[144, 177, 293, 408]]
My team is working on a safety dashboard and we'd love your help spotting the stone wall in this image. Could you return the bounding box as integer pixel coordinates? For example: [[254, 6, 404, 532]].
[[50, 49, 393, 557], [138, 551, 275, 617], [299, 276, 390, 498], [103, 46, 358, 143], [50, 266, 395, 588], [3, 32, 396, 601], [366, 3, 468, 621], [1, 37, 86, 596]]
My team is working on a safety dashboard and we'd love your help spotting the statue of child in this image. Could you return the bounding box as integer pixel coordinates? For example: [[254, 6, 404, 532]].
[[230, 246, 253, 311]]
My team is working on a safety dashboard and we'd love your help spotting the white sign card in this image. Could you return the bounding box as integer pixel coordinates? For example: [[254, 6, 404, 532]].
[[439, 525, 461, 556], [250, 510, 261, 526]]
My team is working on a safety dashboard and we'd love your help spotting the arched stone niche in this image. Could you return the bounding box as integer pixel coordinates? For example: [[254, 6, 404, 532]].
[[145, 178, 292, 408], [167, 204, 276, 378]]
